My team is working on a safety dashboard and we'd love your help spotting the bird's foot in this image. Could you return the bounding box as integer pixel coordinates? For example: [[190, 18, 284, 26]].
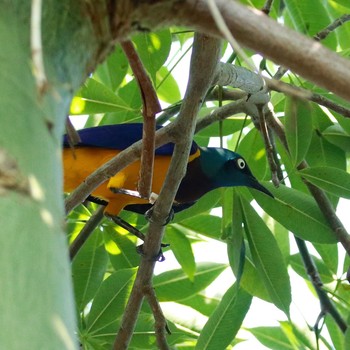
[[145, 206, 174, 226], [136, 243, 170, 262]]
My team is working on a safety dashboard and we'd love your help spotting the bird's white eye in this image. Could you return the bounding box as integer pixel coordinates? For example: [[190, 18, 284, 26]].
[[236, 158, 246, 169]]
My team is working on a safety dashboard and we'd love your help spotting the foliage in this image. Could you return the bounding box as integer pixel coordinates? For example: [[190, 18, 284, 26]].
[[67, 2, 350, 349]]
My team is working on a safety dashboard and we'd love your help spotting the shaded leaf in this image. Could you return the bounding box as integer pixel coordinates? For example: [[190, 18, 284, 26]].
[[103, 226, 139, 270], [70, 78, 135, 115], [156, 66, 181, 103], [94, 44, 128, 91]]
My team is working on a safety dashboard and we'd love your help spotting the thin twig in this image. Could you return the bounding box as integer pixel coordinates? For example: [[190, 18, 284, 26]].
[[65, 117, 81, 147], [266, 79, 350, 119], [105, 213, 146, 242], [144, 285, 171, 350], [257, 107, 279, 186], [274, 14, 350, 80], [295, 237, 347, 333], [261, 0, 274, 15], [314, 14, 350, 42], [121, 40, 161, 199], [69, 205, 105, 260]]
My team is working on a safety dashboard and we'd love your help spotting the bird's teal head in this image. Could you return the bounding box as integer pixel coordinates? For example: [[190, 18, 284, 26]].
[[199, 147, 273, 197]]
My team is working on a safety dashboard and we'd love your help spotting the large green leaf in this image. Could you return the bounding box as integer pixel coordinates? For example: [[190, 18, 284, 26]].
[[323, 124, 350, 152], [240, 195, 291, 315], [252, 183, 338, 244], [173, 189, 222, 222], [299, 166, 350, 199], [248, 326, 295, 350], [165, 225, 196, 281], [236, 127, 269, 180], [132, 29, 171, 81], [130, 314, 194, 349], [284, 97, 313, 166], [179, 214, 222, 240], [94, 44, 128, 91], [70, 78, 137, 115], [103, 226, 139, 270], [195, 285, 252, 350], [179, 293, 220, 317], [72, 229, 108, 312], [326, 316, 345, 350], [85, 268, 137, 336], [284, 0, 337, 49], [156, 66, 181, 103], [153, 262, 227, 301], [288, 254, 335, 284]]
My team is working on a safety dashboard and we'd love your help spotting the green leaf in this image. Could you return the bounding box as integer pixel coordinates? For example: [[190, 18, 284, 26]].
[[299, 166, 350, 199], [284, 97, 313, 166], [85, 268, 137, 336], [103, 226, 139, 270], [195, 285, 252, 350], [313, 242, 338, 276], [132, 29, 171, 80], [156, 66, 181, 103], [288, 254, 335, 284], [72, 229, 108, 311], [236, 127, 269, 180], [253, 183, 338, 244], [173, 189, 222, 222], [153, 262, 227, 301], [179, 293, 220, 317], [165, 225, 196, 281], [284, 0, 337, 49], [70, 78, 136, 115], [323, 124, 350, 152], [326, 316, 345, 350], [197, 118, 247, 138], [179, 214, 222, 240], [129, 313, 194, 349], [248, 326, 295, 350], [94, 44, 128, 91], [240, 195, 291, 315]]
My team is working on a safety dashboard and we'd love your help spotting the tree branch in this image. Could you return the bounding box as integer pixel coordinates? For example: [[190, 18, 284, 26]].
[[113, 0, 350, 102], [121, 40, 161, 199], [113, 33, 222, 350]]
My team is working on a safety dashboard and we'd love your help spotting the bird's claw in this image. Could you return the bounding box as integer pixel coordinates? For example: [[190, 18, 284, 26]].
[[136, 243, 170, 262], [145, 206, 174, 226]]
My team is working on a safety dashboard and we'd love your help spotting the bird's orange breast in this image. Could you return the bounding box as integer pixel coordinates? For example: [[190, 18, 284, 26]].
[[63, 147, 200, 215]]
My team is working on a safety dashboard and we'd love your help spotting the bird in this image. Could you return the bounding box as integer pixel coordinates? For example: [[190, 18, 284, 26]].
[[63, 123, 273, 217]]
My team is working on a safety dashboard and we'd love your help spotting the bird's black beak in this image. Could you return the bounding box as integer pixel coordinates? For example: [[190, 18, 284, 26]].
[[248, 177, 274, 198]]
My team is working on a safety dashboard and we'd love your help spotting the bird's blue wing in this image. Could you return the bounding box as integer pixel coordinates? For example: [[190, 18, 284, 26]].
[[63, 123, 198, 156]]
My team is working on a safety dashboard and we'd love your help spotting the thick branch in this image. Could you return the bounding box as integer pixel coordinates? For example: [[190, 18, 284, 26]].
[[113, 33, 222, 350], [114, 0, 350, 102]]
